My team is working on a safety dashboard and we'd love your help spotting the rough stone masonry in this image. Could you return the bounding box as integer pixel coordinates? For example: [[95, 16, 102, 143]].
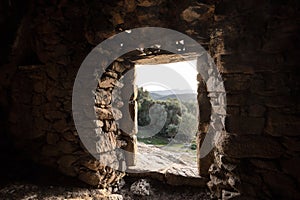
[[0, 0, 299, 199]]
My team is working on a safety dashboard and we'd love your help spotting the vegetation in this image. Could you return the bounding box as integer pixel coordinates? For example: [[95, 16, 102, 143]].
[[137, 87, 198, 150]]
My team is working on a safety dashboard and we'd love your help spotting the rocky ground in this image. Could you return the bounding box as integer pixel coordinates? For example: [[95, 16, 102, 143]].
[[129, 142, 198, 173], [0, 145, 210, 200], [0, 179, 210, 200], [0, 177, 211, 200], [127, 142, 207, 187]]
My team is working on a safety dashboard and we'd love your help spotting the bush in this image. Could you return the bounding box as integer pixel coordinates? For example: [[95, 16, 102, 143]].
[[137, 87, 197, 141], [190, 143, 197, 150]]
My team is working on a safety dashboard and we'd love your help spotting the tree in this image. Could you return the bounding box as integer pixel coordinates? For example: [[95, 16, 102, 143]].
[[177, 112, 198, 141], [137, 87, 198, 140]]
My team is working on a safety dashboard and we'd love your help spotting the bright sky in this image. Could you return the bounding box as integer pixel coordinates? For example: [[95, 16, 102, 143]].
[[136, 60, 198, 92]]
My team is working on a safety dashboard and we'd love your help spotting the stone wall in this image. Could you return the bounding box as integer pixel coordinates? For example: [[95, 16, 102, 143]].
[[3, 0, 214, 187], [207, 0, 300, 199], [0, 0, 299, 199]]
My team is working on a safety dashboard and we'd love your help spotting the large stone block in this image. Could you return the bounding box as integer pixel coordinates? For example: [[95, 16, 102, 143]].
[[282, 137, 300, 152], [262, 171, 300, 199], [280, 157, 300, 183], [215, 133, 284, 159], [223, 74, 251, 92], [265, 111, 300, 136], [247, 104, 266, 117], [225, 116, 265, 135]]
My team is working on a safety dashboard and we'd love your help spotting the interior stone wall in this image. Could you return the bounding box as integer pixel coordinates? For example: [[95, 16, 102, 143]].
[[0, 0, 299, 199], [3, 0, 214, 187], [207, 0, 300, 199]]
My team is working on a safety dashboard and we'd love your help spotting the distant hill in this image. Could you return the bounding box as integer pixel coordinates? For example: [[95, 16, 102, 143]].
[[157, 93, 197, 102], [148, 92, 163, 100], [150, 89, 196, 96], [149, 90, 197, 102]]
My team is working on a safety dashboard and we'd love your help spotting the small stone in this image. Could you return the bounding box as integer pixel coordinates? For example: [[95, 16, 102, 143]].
[[104, 71, 119, 79], [78, 171, 100, 186], [46, 65, 59, 80], [57, 140, 77, 153], [34, 81, 46, 93], [81, 159, 101, 171], [44, 110, 65, 121], [95, 120, 104, 127], [137, 0, 161, 7], [95, 107, 114, 120], [94, 188, 111, 196], [94, 194, 123, 200], [181, 6, 201, 23], [58, 155, 77, 168], [124, 0, 136, 12], [96, 89, 112, 105], [107, 194, 123, 200], [96, 132, 117, 153], [46, 133, 59, 145], [130, 179, 151, 196], [32, 94, 44, 106], [222, 190, 240, 200], [41, 145, 60, 157], [112, 108, 122, 120], [53, 119, 68, 132], [103, 120, 117, 132], [57, 155, 77, 177], [111, 12, 124, 26], [99, 79, 116, 88], [114, 100, 124, 108], [63, 131, 78, 142], [113, 80, 124, 88], [111, 62, 126, 73]]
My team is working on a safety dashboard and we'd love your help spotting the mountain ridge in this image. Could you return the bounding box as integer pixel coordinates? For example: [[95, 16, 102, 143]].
[[148, 90, 197, 101]]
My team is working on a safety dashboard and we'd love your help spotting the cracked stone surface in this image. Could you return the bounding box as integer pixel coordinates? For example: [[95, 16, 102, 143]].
[[127, 142, 207, 187]]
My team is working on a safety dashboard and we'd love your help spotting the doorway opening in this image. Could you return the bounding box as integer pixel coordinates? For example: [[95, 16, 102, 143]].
[[127, 59, 201, 180]]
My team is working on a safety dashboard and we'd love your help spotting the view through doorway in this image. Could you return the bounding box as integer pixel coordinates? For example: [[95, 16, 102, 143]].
[[127, 60, 200, 178]]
